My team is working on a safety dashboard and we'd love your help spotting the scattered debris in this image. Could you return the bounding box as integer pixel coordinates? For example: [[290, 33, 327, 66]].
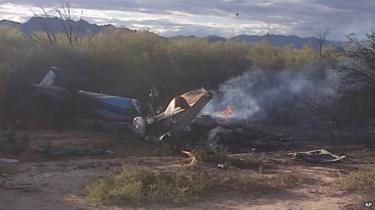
[[181, 151, 198, 168], [217, 163, 228, 170], [185, 115, 291, 152], [211, 127, 289, 152], [290, 149, 346, 163]]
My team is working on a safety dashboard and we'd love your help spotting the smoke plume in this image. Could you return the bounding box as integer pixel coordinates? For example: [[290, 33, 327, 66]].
[[203, 63, 339, 124]]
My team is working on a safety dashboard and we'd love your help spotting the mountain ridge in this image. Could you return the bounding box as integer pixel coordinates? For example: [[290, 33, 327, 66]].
[[0, 17, 342, 48], [0, 17, 124, 36]]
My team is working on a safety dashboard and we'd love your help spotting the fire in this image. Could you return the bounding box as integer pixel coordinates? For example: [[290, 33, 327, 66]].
[[220, 105, 234, 118]]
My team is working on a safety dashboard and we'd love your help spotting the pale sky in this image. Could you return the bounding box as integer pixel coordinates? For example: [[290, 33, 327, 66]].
[[0, 0, 374, 40]]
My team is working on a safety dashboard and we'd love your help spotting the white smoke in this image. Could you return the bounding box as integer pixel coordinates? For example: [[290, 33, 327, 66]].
[[203, 64, 339, 124]]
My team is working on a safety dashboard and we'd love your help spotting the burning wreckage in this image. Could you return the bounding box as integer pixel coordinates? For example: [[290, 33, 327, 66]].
[[32, 67, 212, 143], [27, 67, 292, 151]]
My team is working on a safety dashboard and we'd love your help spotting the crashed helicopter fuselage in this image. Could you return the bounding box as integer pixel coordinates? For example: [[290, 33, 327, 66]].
[[32, 68, 212, 142]]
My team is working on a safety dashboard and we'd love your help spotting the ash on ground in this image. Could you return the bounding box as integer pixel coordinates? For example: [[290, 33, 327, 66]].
[[182, 115, 292, 152]]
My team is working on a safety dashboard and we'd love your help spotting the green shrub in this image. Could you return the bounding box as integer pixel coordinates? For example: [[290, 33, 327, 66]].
[[84, 166, 215, 205], [0, 27, 323, 101], [84, 165, 307, 205], [0, 27, 329, 126]]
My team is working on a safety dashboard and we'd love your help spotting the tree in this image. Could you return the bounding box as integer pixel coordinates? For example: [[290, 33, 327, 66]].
[[35, 0, 81, 46], [339, 32, 375, 121], [315, 29, 330, 57], [342, 33, 375, 84], [33, 7, 57, 45], [56, 0, 81, 45], [297, 32, 375, 148]]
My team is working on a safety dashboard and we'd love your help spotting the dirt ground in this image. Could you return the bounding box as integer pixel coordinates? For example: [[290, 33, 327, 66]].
[[0, 130, 373, 210]]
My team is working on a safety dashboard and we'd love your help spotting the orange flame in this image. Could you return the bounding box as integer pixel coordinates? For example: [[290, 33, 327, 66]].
[[220, 105, 234, 118]]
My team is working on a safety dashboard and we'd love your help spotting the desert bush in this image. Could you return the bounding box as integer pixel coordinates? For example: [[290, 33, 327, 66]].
[[247, 40, 320, 71], [0, 28, 324, 100], [0, 27, 333, 126], [85, 165, 307, 205], [335, 167, 375, 208], [84, 166, 215, 205], [338, 33, 375, 122]]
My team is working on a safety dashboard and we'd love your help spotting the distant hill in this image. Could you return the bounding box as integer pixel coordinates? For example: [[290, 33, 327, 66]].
[[0, 17, 342, 49], [169, 35, 226, 42], [168, 34, 341, 49], [205, 35, 227, 42], [0, 17, 128, 35], [230, 34, 341, 49], [168, 35, 197, 40], [0, 20, 21, 29]]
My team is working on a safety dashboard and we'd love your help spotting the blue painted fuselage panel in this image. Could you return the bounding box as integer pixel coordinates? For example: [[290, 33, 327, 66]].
[[78, 90, 142, 121]]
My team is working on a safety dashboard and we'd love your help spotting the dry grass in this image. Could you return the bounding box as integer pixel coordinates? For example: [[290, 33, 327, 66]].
[[335, 167, 375, 209], [84, 165, 307, 205], [224, 172, 307, 193], [335, 167, 375, 192], [84, 166, 215, 205]]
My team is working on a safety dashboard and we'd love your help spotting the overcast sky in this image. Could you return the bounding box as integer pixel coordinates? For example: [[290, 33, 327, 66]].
[[0, 0, 374, 40]]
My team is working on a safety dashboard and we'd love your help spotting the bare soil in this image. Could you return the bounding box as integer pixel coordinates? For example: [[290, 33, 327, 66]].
[[0, 130, 373, 210]]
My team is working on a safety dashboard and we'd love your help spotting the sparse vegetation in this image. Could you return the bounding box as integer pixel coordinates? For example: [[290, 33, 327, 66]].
[[335, 167, 375, 192], [335, 167, 375, 208], [0, 29, 324, 97], [84, 165, 307, 205], [84, 166, 215, 205], [226, 172, 307, 193]]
